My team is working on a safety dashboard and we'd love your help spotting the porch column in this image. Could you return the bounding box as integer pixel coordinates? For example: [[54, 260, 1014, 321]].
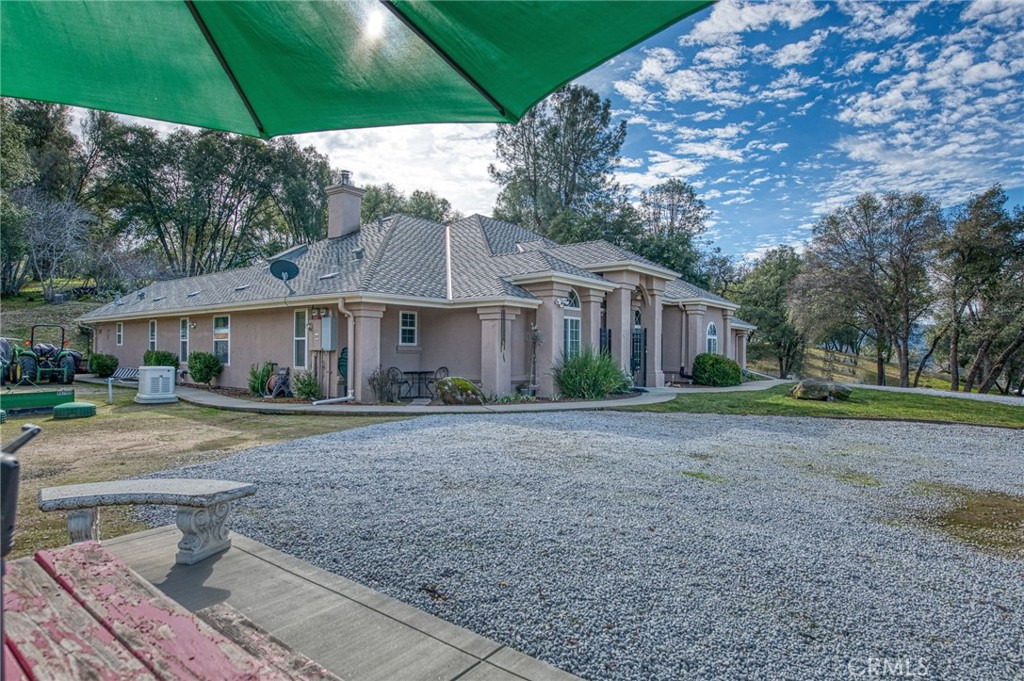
[[605, 285, 633, 373], [736, 331, 748, 368], [722, 309, 733, 359], [579, 290, 603, 350], [640, 291, 664, 387], [478, 306, 518, 398], [683, 304, 706, 374], [349, 303, 385, 403]]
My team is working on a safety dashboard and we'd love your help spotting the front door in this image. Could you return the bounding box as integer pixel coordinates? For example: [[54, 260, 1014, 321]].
[[631, 327, 647, 387]]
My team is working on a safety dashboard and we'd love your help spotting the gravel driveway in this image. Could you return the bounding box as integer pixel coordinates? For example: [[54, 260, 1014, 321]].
[[138, 413, 1024, 680]]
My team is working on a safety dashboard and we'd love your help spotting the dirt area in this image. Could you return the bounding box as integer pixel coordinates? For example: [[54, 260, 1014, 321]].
[[1, 383, 405, 558]]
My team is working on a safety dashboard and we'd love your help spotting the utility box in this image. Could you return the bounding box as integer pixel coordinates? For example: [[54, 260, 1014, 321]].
[[319, 316, 337, 352], [135, 366, 178, 404]]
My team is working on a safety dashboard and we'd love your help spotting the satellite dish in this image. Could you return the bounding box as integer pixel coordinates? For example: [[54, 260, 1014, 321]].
[[269, 259, 299, 283]]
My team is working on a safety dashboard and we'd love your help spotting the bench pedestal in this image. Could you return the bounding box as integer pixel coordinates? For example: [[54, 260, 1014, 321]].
[[176, 502, 231, 565]]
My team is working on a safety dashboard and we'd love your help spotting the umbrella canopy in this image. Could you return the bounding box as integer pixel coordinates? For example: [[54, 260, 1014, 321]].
[[1, 0, 710, 139]]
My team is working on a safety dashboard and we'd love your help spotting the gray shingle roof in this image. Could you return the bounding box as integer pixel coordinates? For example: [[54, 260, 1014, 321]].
[[81, 212, 738, 321], [664, 279, 737, 307]]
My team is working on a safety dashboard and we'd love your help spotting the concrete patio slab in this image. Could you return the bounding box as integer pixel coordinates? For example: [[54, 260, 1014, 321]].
[[104, 526, 578, 681]]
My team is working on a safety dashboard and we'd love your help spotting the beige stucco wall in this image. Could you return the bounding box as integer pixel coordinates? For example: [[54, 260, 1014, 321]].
[[378, 307, 482, 381], [94, 306, 348, 396]]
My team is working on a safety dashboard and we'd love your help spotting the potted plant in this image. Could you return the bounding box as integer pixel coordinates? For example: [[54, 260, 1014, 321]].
[[523, 323, 544, 396]]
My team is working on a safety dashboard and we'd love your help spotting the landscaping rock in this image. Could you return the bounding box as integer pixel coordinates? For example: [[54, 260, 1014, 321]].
[[435, 377, 485, 405], [790, 379, 853, 401]]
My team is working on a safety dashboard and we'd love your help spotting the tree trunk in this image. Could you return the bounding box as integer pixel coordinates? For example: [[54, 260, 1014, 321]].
[[949, 312, 960, 391], [778, 357, 785, 379], [897, 335, 910, 388], [912, 329, 945, 388], [962, 337, 993, 393], [875, 343, 886, 386], [977, 328, 1024, 395], [1016, 369, 1024, 397]]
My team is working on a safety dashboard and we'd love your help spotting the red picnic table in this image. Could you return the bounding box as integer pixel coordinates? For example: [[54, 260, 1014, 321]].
[[2, 541, 338, 680]]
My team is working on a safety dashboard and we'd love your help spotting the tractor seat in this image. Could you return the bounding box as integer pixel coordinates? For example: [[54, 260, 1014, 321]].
[[33, 343, 58, 357]]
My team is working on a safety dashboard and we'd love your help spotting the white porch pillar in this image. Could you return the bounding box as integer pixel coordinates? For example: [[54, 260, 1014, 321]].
[[349, 303, 385, 403], [478, 306, 517, 398], [722, 309, 733, 359]]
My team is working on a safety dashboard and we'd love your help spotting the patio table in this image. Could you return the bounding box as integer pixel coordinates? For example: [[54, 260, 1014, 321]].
[[402, 370, 434, 399]]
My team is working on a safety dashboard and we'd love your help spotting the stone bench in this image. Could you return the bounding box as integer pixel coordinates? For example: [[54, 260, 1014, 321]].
[[38, 479, 256, 565]]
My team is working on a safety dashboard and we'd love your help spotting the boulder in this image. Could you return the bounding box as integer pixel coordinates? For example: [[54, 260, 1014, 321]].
[[790, 379, 853, 401], [436, 377, 485, 405]]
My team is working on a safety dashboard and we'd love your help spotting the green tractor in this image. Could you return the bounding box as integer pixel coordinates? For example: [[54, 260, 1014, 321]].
[[12, 325, 79, 385]]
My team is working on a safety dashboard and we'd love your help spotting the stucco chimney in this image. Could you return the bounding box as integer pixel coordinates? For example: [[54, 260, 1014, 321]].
[[326, 170, 365, 238]]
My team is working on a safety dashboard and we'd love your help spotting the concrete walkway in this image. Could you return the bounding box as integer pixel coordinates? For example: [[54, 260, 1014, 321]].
[[78, 375, 790, 416]]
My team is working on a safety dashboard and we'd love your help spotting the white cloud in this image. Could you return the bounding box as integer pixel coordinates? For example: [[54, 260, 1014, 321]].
[[682, 0, 827, 45], [836, 0, 927, 42], [772, 29, 830, 68], [295, 123, 499, 215]]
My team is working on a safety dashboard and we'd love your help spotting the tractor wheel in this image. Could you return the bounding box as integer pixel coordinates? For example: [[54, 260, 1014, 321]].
[[59, 356, 76, 384], [18, 355, 37, 385]]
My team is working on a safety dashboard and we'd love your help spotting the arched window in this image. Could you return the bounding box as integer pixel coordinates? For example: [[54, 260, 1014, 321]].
[[563, 289, 581, 357], [706, 322, 718, 355]]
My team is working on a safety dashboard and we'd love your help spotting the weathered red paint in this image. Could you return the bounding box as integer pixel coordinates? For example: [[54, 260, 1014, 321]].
[[2, 558, 153, 680], [4, 639, 30, 681], [35, 542, 291, 680]]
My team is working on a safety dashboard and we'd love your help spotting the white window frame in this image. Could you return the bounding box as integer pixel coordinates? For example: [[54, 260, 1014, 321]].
[[213, 315, 231, 366], [115, 322, 123, 346], [399, 311, 418, 346], [706, 322, 719, 355], [293, 309, 308, 369], [563, 289, 582, 358], [148, 320, 157, 352], [179, 318, 189, 363]]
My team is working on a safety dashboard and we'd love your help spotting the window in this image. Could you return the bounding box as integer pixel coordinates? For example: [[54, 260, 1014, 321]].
[[148, 320, 157, 351], [213, 315, 230, 365], [399, 311, 418, 346], [706, 322, 719, 355], [634, 308, 642, 329], [115, 322, 123, 346], [563, 317, 581, 358], [179, 318, 189, 363], [294, 310, 308, 368]]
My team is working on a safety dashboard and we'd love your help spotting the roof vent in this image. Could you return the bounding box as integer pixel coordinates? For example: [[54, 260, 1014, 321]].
[[352, 248, 364, 261], [318, 272, 339, 280], [187, 290, 202, 298], [137, 291, 145, 300], [234, 284, 250, 292], [115, 294, 123, 306], [153, 295, 165, 302]]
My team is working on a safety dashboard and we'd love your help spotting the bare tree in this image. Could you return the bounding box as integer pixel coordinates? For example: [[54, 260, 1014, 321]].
[[16, 188, 91, 300]]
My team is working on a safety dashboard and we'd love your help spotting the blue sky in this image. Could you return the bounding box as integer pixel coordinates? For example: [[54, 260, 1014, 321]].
[[119, 1, 1024, 262]]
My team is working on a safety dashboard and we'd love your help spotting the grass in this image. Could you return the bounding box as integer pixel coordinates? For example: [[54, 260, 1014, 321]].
[[0, 284, 102, 353], [2, 384, 405, 558], [680, 470, 726, 483], [909, 481, 1024, 559], [630, 385, 1024, 429]]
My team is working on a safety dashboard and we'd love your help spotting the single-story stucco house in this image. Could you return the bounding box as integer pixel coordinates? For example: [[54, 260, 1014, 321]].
[[80, 178, 754, 402]]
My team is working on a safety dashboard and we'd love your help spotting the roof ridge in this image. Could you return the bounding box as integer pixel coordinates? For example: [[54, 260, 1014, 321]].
[[358, 215, 404, 290]]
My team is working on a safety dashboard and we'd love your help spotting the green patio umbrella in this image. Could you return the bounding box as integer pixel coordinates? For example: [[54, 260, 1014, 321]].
[[0, 0, 710, 139]]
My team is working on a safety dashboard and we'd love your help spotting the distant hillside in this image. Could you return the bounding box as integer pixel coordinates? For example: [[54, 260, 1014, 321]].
[[0, 284, 102, 353]]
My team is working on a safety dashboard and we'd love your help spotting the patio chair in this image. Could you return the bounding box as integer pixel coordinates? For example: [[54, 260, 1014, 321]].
[[426, 366, 449, 398], [386, 366, 407, 402]]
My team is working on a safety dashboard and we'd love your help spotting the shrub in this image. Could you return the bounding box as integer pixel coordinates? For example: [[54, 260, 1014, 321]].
[[292, 370, 322, 401], [493, 392, 536, 404], [88, 353, 118, 378], [248, 361, 273, 396], [143, 350, 179, 367], [553, 346, 631, 399], [188, 351, 222, 385], [692, 353, 742, 387], [367, 366, 399, 403]]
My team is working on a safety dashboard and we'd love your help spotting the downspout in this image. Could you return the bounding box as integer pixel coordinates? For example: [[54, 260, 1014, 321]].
[[312, 298, 355, 405], [679, 303, 687, 373], [445, 223, 453, 301]]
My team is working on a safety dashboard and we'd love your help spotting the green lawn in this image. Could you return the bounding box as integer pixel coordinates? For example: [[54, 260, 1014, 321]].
[[630, 385, 1024, 429]]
